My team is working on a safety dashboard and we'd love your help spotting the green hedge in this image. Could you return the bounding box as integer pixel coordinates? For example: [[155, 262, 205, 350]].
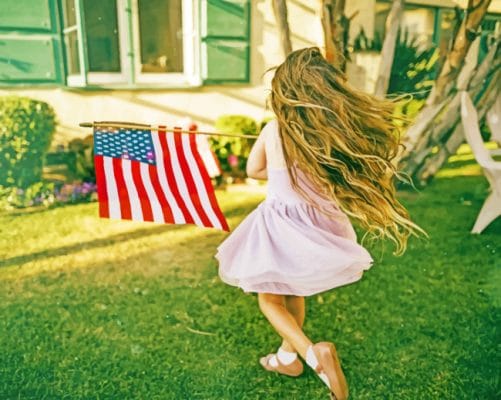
[[68, 135, 95, 182], [210, 115, 258, 174], [0, 96, 56, 188]]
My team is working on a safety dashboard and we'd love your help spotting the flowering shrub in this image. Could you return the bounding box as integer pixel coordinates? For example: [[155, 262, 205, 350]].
[[0, 182, 55, 210], [54, 182, 97, 204], [0, 96, 56, 188], [210, 115, 258, 180], [0, 181, 97, 211]]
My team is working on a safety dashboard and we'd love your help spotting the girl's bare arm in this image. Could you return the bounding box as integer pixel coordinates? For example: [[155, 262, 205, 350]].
[[246, 129, 267, 180]]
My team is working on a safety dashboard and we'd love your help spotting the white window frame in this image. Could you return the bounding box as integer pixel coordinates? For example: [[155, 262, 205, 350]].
[[130, 0, 201, 86], [63, 0, 86, 87], [65, 0, 129, 86], [63, 24, 85, 87]]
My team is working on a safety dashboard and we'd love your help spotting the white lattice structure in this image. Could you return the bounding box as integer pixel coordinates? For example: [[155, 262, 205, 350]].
[[487, 95, 501, 156], [460, 91, 501, 233]]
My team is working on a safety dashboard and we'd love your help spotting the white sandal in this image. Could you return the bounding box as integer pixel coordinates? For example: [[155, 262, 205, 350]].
[[259, 352, 304, 377]]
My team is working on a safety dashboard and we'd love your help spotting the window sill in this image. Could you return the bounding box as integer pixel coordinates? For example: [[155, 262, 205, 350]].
[[1, 81, 253, 90], [0, 81, 64, 88], [64, 82, 204, 91]]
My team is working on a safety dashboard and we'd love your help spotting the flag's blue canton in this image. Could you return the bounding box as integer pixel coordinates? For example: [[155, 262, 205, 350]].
[[94, 128, 156, 165]]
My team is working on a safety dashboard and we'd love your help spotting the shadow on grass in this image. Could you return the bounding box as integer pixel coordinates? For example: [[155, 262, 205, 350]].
[[0, 197, 260, 269], [0, 225, 182, 268], [0, 201, 87, 218]]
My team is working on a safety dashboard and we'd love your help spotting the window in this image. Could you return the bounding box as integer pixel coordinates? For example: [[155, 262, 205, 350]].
[[62, 0, 80, 76], [131, 0, 200, 85], [84, 0, 122, 73], [63, 0, 200, 87], [137, 0, 183, 73]]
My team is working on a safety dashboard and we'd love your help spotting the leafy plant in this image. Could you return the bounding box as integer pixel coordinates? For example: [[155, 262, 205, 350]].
[[353, 27, 383, 52], [0, 181, 97, 211], [53, 181, 97, 204], [210, 115, 258, 176], [387, 29, 439, 101], [0, 182, 55, 210], [0, 96, 56, 188], [68, 134, 96, 182], [354, 27, 439, 119]]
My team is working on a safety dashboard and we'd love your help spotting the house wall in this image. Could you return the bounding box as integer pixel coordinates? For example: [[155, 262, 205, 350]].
[[1, 0, 499, 145], [0, 0, 321, 144]]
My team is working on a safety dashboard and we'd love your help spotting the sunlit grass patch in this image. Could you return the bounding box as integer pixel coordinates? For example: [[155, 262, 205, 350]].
[[436, 142, 499, 179]]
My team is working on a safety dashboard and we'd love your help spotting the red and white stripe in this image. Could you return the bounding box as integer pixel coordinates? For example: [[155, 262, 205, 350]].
[[177, 118, 221, 178], [195, 134, 221, 178], [94, 128, 229, 231]]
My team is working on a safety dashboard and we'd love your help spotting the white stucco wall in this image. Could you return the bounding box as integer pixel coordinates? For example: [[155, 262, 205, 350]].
[[347, 0, 376, 40]]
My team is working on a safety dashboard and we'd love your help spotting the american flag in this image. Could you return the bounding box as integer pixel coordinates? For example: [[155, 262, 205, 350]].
[[93, 126, 229, 231], [177, 119, 222, 178]]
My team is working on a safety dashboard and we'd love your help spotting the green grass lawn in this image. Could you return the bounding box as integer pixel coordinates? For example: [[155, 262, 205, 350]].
[[0, 157, 499, 400]]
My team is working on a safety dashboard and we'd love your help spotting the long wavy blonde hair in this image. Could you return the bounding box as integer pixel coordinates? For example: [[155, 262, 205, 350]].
[[270, 47, 426, 255]]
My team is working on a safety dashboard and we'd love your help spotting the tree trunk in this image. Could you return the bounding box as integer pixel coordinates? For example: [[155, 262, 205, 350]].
[[321, 0, 352, 71], [398, 37, 482, 170], [399, 39, 501, 186], [374, 0, 405, 97], [416, 69, 501, 184], [321, 1, 337, 63], [397, 0, 492, 173], [426, 0, 492, 106], [401, 39, 497, 175], [333, 0, 350, 71], [272, 0, 292, 57]]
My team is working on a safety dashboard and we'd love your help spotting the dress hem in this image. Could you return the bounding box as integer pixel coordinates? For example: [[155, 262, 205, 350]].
[[217, 262, 372, 297], [218, 272, 366, 297]]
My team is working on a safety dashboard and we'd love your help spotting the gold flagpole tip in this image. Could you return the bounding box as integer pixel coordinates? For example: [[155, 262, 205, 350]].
[[79, 122, 94, 128]]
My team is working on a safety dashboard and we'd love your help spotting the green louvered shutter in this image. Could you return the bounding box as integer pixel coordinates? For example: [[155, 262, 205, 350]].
[[0, 0, 64, 85], [201, 0, 250, 84]]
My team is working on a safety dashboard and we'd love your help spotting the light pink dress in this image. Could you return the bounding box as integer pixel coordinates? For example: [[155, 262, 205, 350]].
[[215, 120, 373, 296]]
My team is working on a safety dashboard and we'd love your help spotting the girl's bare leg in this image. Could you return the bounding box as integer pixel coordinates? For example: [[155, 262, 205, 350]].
[[280, 295, 305, 352], [258, 292, 349, 399], [258, 293, 312, 359]]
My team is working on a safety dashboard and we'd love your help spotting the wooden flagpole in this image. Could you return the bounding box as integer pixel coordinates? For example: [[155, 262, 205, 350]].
[[79, 121, 258, 139]]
